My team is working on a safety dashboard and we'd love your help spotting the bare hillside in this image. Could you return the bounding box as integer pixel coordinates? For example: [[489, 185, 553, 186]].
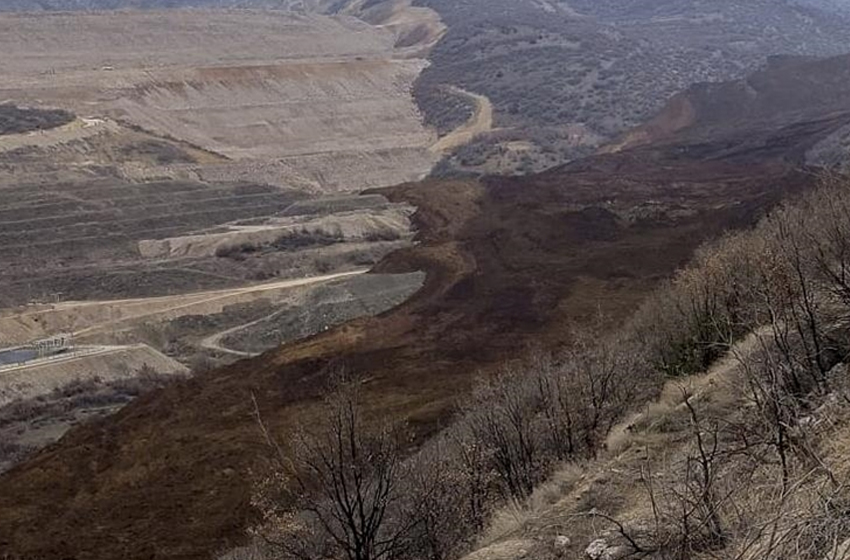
[[0, 1, 445, 482], [0, 9, 438, 191], [0, 2, 442, 351]]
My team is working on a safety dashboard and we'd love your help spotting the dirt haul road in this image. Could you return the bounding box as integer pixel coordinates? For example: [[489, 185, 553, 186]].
[[430, 86, 494, 155], [68, 270, 369, 338], [0, 270, 368, 346], [199, 312, 277, 358]]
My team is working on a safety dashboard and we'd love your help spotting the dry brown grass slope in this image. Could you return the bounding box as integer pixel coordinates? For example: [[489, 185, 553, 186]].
[[457, 333, 850, 560]]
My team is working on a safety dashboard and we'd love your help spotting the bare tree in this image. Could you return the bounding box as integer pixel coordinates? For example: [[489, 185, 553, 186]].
[[567, 330, 643, 455], [465, 367, 543, 500], [680, 389, 726, 550], [294, 383, 414, 560], [400, 437, 480, 560], [253, 373, 415, 560], [530, 351, 579, 460], [446, 425, 492, 535]]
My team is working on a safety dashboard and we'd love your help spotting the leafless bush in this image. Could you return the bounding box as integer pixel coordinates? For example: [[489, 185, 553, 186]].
[[632, 231, 764, 378], [250, 175, 850, 560], [398, 437, 483, 560], [462, 366, 545, 501], [254, 374, 419, 560], [0, 366, 176, 428]]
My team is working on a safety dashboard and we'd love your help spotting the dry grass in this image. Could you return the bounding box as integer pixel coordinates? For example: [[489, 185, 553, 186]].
[[461, 322, 850, 560], [477, 463, 587, 547]]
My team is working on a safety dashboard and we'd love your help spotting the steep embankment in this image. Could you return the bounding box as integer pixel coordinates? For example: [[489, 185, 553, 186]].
[[0, 271, 369, 347], [458, 327, 850, 560], [607, 54, 850, 153], [2, 55, 850, 560], [0, 344, 187, 407]]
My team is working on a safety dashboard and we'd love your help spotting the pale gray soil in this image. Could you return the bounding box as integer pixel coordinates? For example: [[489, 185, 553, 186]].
[[222, 272, 426, 354]]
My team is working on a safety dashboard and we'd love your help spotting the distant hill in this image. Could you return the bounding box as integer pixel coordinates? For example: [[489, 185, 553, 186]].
[[2, 0, 249, 9], [791, 0, 850, 16], [415, 0, 850, 174], [608, 53, 850, 154], [7, 0, 849, 178], [0, 0, 319, 10]]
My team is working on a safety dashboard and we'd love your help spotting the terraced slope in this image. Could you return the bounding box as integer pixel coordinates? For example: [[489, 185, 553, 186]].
[[0, 0, 446, 489], [0, 9, 438, 192], [0, 1, 443, 346], [0, 178, 304, 308]]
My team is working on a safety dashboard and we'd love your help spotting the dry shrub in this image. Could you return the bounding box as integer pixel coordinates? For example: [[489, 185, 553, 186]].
[[252, 175, 850, 559]]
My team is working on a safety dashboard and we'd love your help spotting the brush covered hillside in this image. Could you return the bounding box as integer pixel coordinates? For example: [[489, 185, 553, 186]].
[[441, 171, 850, 560], [415, 0, 850, 175], [3, 41, 850, 560]]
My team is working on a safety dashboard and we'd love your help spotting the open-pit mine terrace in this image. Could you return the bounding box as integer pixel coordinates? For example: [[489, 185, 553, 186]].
[[0, 8, 439, 192], [0, 4, 447, 471], [0, 4, 445, 335]]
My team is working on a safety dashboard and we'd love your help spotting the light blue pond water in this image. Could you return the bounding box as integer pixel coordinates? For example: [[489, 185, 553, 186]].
[[0, 349, 38, 365]]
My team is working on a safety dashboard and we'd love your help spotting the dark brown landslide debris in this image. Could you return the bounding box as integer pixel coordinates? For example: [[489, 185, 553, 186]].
[[3, 54, 850, 560]]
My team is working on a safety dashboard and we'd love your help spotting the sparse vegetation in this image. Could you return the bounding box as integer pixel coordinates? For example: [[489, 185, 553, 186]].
[[0, 104, 73, 136], [249, 321, 653, 559], [249, 173, 850, 560], [273, 230, 345, 251], [0, 365, 183, 472], [0, 366, 176, 429], [416, 0, 850, 174], [420, 87, 476, 136]]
